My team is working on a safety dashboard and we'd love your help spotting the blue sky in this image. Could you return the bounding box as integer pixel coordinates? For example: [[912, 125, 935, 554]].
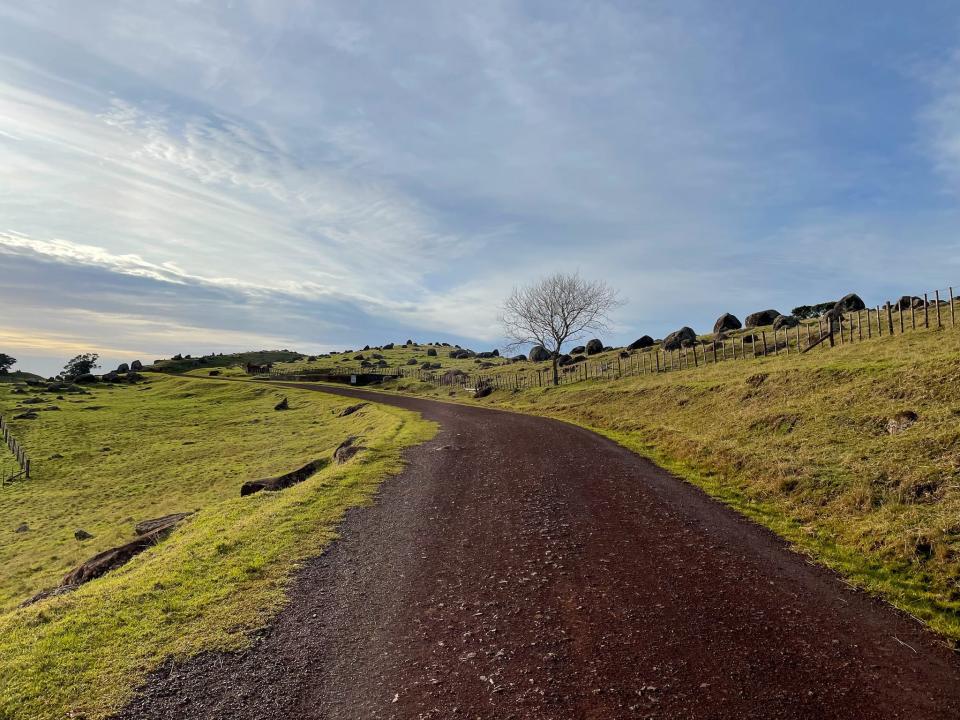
[[3, 1, 960, 376]]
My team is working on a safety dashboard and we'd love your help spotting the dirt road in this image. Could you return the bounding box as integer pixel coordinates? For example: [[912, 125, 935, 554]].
[[117, 384, 960, 719]]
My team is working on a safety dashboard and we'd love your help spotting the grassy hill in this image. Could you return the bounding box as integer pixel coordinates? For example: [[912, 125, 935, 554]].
[[0, 375, 435, 719], [351, 321, 960, 642], [148, 349, 303, 374]]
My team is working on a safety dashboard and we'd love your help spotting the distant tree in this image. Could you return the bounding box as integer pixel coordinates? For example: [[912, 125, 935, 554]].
[[0, 353, 15, 374], [501, 271, 622, 386], [61, 353, 99, 380]]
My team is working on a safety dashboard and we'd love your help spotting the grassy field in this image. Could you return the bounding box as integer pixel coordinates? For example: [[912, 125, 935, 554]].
[[370, 321, 960, 642], [0, 375, 435, 719]]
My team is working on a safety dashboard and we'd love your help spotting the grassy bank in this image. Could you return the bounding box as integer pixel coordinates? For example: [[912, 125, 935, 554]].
[[0, 376, 435, 719], [382, 324, 960, 641]]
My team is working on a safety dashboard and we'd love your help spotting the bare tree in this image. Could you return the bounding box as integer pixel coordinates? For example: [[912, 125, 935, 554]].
[[501, 272, 622, 385]]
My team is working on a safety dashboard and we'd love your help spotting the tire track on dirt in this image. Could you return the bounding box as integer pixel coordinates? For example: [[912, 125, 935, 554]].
[[117, 384, 960, 719]]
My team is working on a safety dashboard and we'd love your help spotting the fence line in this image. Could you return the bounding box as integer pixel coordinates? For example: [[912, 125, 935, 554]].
[[264, 283, 960, 394], [0, 414, 31, 486]]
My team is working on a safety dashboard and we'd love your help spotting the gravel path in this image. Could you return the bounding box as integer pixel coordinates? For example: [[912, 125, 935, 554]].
[[116, 384, 960, 719]]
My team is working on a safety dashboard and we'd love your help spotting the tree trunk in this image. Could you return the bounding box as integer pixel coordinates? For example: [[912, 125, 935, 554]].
[[552, 354, 559, 386]]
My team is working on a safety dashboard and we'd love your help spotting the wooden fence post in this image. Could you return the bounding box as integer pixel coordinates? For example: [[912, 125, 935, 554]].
[[924, 293, 930, 328], [951, 287, 956, 326], [761, 332, 768, 356], [936, 290, 942, 328], [887, 302, 895, 335]]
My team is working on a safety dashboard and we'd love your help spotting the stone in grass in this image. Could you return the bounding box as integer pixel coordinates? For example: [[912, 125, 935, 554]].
[[887, 410, 918, 435], [338, 403, 368, 418], [15, 523, 28, 533], [134, 512, 192, 536], [274, 397, 289, 411], [75, 529, 94, 541], [333, 436, 365, 464], [473, 385, 493, 399]]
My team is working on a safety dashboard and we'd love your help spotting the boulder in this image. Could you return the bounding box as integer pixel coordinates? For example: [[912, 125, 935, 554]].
[[570, 354, 587, 364], [382, 343, 394, 350], [74, 529, 94, 541], [745, 309, 781, 328], [102, 371, 120, 383], [360, 360, 373, 368], [442, 369, 467, 384], [426, 348, 438, 357], [835, 293, 866, 313], [375, 360, 389, 368], [406, 358, 418, 365], [662, 327, 696, 351], [557, 354, 574, 367], [897, 295, 924, 310], [13, 411, 38, 420], [585, 339, 603, 355], [713, 313, 742, 335], [15, 523, 28, 533], [406, 339, 413, 346], [60, 523, 179, 588], [372, 353, 384, 359], [511, 355, 526, 362], [116, 363, 130, 373], [134, 512, 192, 536], [241, 459, 325, 496], [628, 336, 654, 350], [274, 397, 289, 411], [528, 345, 551, 362], [571, 346, 586, 355], [473, 385, 493, 399], [130, 360, 143, 371], [476, 351, 497, 359], [772, 315, 799, 331], [353, 354, 365, 360], [619, 351, 630, 358], [333, 436, 364, 464], [208, 370, 221, 377]]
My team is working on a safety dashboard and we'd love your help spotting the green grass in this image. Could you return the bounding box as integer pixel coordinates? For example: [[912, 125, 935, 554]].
[[372, 322, 960, 641], [0, 375, 435, 719]]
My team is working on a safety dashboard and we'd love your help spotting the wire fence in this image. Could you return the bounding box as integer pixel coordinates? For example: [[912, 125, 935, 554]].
[[1, 414, 31, 486], [265, 283, 960, 393]]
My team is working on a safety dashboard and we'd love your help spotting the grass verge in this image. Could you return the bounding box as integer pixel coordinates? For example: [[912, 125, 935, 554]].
[[0, 376, 435, 719]]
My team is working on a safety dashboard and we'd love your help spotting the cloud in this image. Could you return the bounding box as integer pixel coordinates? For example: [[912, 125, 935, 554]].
[[2, 1, 960, 375]]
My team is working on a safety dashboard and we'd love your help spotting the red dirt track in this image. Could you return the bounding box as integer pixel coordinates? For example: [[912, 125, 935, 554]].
[[116, 384, 960, 719]]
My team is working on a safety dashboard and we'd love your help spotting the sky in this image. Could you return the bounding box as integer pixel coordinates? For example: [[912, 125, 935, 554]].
[[3, 1, 960, 376]]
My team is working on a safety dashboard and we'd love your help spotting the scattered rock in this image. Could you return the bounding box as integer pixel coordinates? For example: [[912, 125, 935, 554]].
[[745, 309, 781, 328], [75, 529, 94, 541], [772, 314, 799, 331], [406, 358, 418, 365], [835, 293, 866, 313], [557, 354, 574, 367], [274, 397, 289, 411], [619, 351, 630, 358], [571, 346, 586, 355], [353, 354, 365, 361], [208, 370, 221, 377], [442, 369, 467, 384], [887, 410, 918, 435], [528, 345, 551, 362], [585, 339, 603, 355], [628, 336, 654, 350], [241, 460, 326, 496], [333, 436, 365, 464], [476, 351, 499, 359], [13, 411, 38, 420], [134, 512, 192, 536], [713, 313, 742, 335], [116, 363, 130, 373], [73, 373, 98, 385], [426, 348, 438, 357], [473, 385, 493, 399], [61, 525, 176, 588], [745, 373, 768, 388], [131, 360, 143, 371], [511, 355, 526, 362], [15, 523, 28, 533], [338, 403, 368, 417], [382, 343, 394, 350], [49, 453, 63, 459], [662, 327, 697, 351]]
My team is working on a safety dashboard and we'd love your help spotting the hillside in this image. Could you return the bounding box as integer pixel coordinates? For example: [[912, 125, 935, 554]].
[[148, 349, 303, 374], [328, 320, 960, 641], [0, 375, 435, 719]]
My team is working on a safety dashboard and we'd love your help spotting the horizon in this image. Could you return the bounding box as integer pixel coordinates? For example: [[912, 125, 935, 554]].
[[5, 2, 960, 376]]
